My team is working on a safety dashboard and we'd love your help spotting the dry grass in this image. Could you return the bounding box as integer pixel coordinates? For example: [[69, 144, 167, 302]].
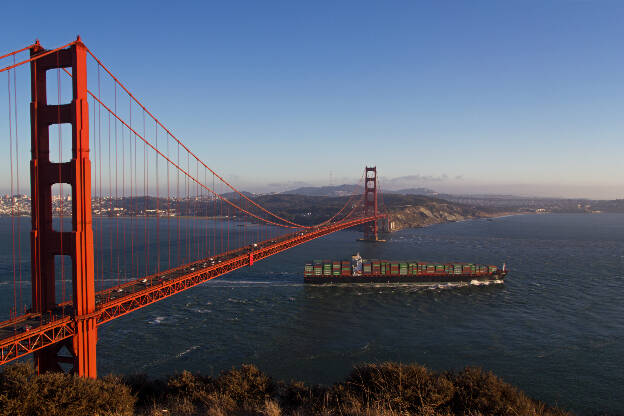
[[0, 362, 574, 416]]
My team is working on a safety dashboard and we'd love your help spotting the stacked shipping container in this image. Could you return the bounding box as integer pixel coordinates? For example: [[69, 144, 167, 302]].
[[304, 260, 502, 278]]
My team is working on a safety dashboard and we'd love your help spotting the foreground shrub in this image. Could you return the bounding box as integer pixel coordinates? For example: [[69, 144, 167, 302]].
[[215, 364, 276, 408], [341, 362, 455, 413], [0, 361, 574, 416], [447, 366, 571, 416], [0, 362, 135, 416]]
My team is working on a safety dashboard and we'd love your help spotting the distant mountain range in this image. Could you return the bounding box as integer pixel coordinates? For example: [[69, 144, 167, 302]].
[[280, 184, 438, 197], [221, 185, 624, 215], [280, 184, 361, 197], [220, 190, 255, 200], [388, 187, 439, 196]]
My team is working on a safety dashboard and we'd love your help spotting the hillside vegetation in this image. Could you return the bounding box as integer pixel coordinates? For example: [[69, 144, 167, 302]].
[[0, 362, 572, 416]]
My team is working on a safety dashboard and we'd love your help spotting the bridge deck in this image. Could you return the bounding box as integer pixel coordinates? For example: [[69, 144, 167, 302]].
[[0, 216, 380, 365]]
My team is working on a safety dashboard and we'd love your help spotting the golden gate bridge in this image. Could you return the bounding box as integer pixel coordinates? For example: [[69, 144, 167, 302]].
[[0, 38, 385, 378]]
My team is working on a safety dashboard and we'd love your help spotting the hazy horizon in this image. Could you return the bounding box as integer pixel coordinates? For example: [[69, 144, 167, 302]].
[[219, 174, 624, 200], [1, 174, 621, 200]]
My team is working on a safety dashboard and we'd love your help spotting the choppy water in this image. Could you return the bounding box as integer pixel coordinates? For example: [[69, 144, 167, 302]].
[[2, 213, 624, 414]]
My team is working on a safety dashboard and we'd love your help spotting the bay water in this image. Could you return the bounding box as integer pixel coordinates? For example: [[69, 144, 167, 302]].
[[1, 213, 623, 414]]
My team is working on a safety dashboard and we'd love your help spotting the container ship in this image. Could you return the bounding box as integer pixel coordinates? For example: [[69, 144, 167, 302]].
[[304, 253, 507, 284]]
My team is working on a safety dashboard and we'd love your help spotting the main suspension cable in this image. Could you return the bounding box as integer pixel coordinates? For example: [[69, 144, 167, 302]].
[[80, 82, 303, 229], [82, 45, 330, 229], [0, 40, 77, 73]]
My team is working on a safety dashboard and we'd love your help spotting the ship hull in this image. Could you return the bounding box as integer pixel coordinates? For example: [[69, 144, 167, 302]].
[[304, 271, 506, 284]]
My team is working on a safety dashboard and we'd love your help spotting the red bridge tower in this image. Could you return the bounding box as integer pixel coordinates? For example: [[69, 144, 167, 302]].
[[30, 39, 97, 378], [360, 166, 383, 242]]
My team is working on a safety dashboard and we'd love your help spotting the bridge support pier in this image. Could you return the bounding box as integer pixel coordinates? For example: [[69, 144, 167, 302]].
[[30, 39, 97, 378]]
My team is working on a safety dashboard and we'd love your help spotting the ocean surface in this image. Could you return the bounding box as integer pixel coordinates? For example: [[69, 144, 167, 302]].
[[1, 213, 623, 414]]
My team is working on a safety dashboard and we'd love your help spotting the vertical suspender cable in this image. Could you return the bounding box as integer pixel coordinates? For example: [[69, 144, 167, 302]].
[[92, 95, 99, 289], [129, 97, 135, 280], [33, 59, 42, 332], [196, 159, 200, 259], [206, 173, 209, 255], [56, 57, 65, 306], [134, 102, 139, 277], [219, 181, 222, 250], [167, 132, 171, 269], [121, 116, 126, 280], [213, 172, 217, 253], [8, 68, 16, 319], [155, 121, 160, 273], [114, 83, 120, 285], [98, 64, 103, 290], [177, 142, 181, 266], [143, 111, 148, 276], [13, 56, 22, 313], [186, 152, 190, 262], [108, 108, 112, 287]]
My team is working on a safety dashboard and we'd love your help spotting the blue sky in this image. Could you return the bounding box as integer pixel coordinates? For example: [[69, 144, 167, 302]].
[[3, 1, 624, 198]]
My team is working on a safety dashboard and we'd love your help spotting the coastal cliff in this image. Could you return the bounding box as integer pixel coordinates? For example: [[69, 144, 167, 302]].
[[379, 194, 507, 232]]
